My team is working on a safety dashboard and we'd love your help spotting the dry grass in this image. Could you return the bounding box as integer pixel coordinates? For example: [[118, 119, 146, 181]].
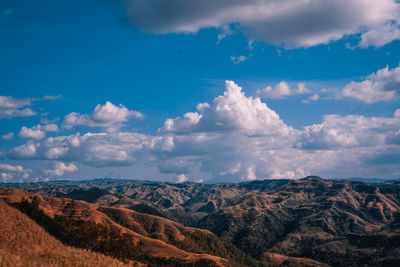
[[0, 188, 232, 266], [261, 252, 328, 267], [0, 200, 144, 267]]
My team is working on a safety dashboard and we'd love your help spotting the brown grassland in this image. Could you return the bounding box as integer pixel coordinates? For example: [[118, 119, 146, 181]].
[[0, 188, 253, 267], [0, 199, 142, 267]]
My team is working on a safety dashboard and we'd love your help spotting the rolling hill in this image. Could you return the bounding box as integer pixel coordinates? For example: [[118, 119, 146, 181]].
[[0, 188, 260, 267], [3, 176, 400, 266], [0, 198, 140, 267]]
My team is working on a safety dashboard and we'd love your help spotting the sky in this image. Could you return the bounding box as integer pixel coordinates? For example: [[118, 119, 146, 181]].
[[1, 0, 400, 183]]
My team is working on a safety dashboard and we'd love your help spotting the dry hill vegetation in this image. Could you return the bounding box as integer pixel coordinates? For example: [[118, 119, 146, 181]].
[[0, 188, 260, 267], [197, 177, 400, 266], [8, 176, 400, 266], [0, 199, 139, 267]]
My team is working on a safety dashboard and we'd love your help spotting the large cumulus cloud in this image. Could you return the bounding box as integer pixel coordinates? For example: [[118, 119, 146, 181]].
[[160, 80, 294, 137]]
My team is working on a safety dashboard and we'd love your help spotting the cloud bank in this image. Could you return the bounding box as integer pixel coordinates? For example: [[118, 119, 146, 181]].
[[4, 81, 400, 182]]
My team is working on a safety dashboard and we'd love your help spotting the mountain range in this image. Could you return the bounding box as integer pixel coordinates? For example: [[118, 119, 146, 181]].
[[1, 176, 400, 266]]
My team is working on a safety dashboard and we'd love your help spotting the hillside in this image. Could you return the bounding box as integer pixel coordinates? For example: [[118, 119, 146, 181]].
[[0, 199, 140, 267], [198, 177, 400, 266], [4, 177, 400, 266], [8, 179, 291, 225], [0, 188, 259, 267]]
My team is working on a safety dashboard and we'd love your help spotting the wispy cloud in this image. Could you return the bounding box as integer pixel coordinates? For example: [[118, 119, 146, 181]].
[[257, 82, 310, 99], [2, 132, 14, 140], [302, 94, 320, 104], [0, 95, 62, 119], [230, 55, 247, 64]]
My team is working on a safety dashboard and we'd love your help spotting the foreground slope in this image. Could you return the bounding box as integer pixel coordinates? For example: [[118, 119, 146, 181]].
[[0, 199, 139, 267], [0, 188, 259, 267]]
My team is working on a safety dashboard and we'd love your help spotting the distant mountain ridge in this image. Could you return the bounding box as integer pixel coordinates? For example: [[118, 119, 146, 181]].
[[3, 175, 398, 186], [2, 176, 400, 266], [328, 177, 400, 183]]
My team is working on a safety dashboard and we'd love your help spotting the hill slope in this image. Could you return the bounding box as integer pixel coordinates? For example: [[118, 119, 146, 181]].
[[0, 188, 258, 267], [5, 177, 400, 266], [9, 179, 291, 225], [198, 177, 400, 266], [0, 199, 140, 267]]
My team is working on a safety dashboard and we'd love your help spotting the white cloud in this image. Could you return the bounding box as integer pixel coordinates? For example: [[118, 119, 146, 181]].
[[0, 96, 31, 109], [122, 0, 400, 48], [42, 124, 59, 132], [0, 108, 37, 119], [18, 127, 46, 140], [302, 94, 320, 104], [160, 80, 293, 136], [156, 81, 400, 180], [43, 161, 78, 176], [386, 130, 400, 145], [196, 103, 210, 111], [2, 132, 14, 140], [156, 81, 305, 180], [175, 174, 188, 183], [340, 64, 400, 103], [7, 82, 298, 181], [395, 109, 400, 118], [230, 55, 247, 64], [359, 23, 400, 48], [297, 114, 400, 150], [9, 131, 167, 167], [0, 95, 62, 119], [0, 163, 31, 182], [42, 95, 63, 101], [257, 81, 310, 99], [0, 163, 25, 173], [5, 82, 400, 182], [62, 101, 143, 131], [40, 117, 60, 124], [217, 25, 234, 43], [18, 124, 59, 140], [10, 143, 37, 158]]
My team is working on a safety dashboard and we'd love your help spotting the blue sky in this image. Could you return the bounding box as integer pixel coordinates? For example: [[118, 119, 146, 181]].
[[1, 0, 400, 182]]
